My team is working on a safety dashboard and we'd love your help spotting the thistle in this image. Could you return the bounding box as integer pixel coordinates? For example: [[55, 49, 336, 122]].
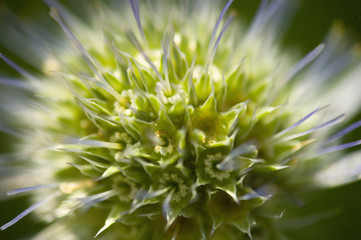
[[1, 0, 361, 239]]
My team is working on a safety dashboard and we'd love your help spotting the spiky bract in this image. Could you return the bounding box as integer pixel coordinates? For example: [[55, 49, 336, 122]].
[[1, 0, 361, 240]]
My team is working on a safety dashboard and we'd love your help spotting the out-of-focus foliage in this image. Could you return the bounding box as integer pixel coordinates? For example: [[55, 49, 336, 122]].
[[1, 0, 361, 239]]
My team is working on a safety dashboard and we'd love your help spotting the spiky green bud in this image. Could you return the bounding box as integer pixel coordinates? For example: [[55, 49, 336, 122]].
[[1, 0, 361, 239]]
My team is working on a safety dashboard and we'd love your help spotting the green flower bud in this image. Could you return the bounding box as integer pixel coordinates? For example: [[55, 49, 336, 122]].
[[1, 0, 361, 239]]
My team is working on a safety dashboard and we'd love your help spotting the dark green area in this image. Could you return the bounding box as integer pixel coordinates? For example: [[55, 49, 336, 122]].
[[0, 196, 47, 239], [234, 0, 361, 53], [284, 180, 361, 240]]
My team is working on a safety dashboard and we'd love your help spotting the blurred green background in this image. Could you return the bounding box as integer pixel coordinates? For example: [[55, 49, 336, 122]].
[[1, 0, 361, 239]]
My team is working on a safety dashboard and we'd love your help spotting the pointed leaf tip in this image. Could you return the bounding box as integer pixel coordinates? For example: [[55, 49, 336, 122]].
[[162, 191, 177, 229], [95, 206, 123, 238]]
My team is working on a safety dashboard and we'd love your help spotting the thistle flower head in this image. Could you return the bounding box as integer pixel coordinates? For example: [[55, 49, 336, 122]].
[[1, 0, 361, 239]]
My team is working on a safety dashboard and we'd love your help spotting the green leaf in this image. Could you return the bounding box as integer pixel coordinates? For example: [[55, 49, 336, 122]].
[[162, 191, 181, 229], [99, 165, 120, 180], [220, 101, 247, 132], [216, 183, 238, 203], [256, 105, 282, 120], [95, 205, 123, 238], [131, 187, 169, 212], [200, 92, 217, 112]]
